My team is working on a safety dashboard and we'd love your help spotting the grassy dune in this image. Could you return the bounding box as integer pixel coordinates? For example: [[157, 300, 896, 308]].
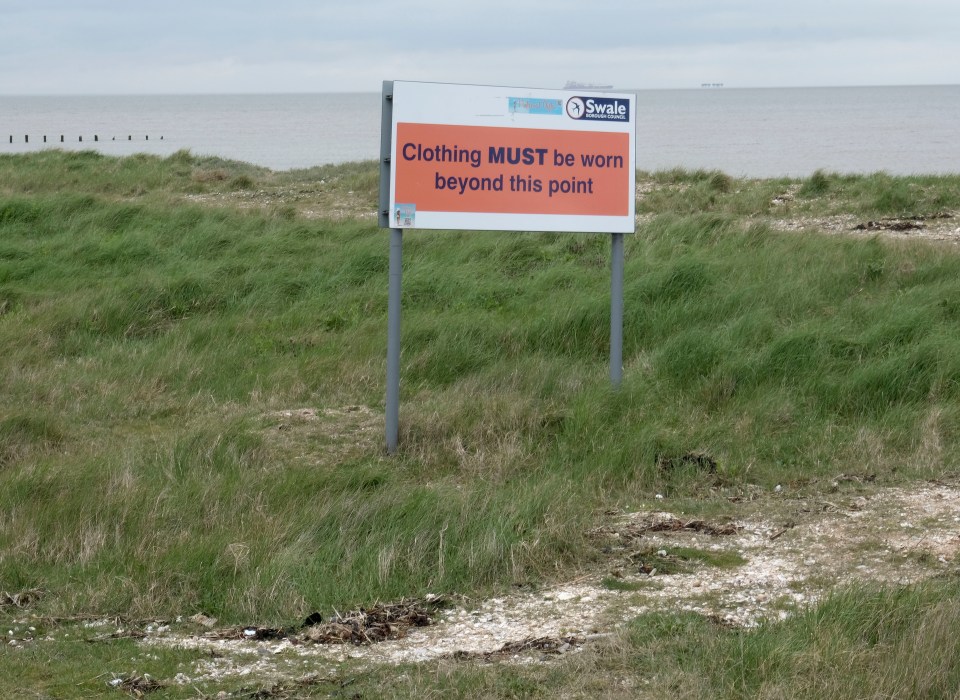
[[2, 150, 960, 697]]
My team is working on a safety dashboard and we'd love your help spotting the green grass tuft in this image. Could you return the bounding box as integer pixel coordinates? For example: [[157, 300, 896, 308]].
[[2, 152, 960, 629]]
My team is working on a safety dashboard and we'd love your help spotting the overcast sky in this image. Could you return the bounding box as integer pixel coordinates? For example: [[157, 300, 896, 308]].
[[1, 0, 958, 95]]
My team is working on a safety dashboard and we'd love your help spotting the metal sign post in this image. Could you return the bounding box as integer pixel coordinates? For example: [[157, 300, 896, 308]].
[[379, 82, 402, 454], [610, 232, 624, 387], [385, 228, 402, 453]]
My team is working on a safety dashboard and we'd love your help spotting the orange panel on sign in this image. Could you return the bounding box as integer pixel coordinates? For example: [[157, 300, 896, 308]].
[[394, 123, 630, 217]]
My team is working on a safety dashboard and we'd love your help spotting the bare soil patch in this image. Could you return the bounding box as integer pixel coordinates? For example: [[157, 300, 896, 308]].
[[119, 479, 960, 683], [180, 185, 377, 221], [261, 406, 380, 465]]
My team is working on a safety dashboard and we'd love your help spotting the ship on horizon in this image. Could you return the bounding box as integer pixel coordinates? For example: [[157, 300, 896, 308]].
[[564, 80, 614, 91]]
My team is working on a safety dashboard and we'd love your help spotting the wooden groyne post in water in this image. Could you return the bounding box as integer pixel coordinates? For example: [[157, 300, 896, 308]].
[[8, 134, 165, 144]]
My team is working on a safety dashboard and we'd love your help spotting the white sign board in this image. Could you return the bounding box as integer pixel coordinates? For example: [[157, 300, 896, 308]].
[[385, 81, 636, 233]]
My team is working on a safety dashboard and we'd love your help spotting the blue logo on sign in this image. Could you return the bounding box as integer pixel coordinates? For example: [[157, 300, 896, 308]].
[[566, 96, 629, 122], [508, 97, 563, 115]]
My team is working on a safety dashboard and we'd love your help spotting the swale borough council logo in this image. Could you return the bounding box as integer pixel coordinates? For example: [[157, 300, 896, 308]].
[[565, 95, 630, 122], [565, 97, 585, 119]]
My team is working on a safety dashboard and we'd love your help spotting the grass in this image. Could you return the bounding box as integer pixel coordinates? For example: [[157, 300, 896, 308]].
[[638, 166, 960, 220], [2, 150, 960, 696], [600, 577, 648, 592]]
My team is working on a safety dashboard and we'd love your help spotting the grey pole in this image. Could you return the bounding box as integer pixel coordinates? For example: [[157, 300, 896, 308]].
[[379, 81, 402, 453], [610, 232, 624, 387], [386, 228, 403, 453]]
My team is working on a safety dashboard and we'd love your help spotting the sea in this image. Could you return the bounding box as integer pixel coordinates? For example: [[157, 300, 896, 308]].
[[2, 85, 958, 178]]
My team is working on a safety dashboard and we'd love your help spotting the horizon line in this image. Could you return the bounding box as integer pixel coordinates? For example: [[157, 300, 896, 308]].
[[2, 82, 958, 99]]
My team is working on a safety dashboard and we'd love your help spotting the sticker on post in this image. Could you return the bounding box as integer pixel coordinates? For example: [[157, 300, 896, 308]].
[[393, 203, 416, 228]]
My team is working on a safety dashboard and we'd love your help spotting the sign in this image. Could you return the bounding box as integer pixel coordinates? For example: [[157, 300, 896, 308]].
[[378, 81, 633, 454], [385, 81, 636, 234]]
